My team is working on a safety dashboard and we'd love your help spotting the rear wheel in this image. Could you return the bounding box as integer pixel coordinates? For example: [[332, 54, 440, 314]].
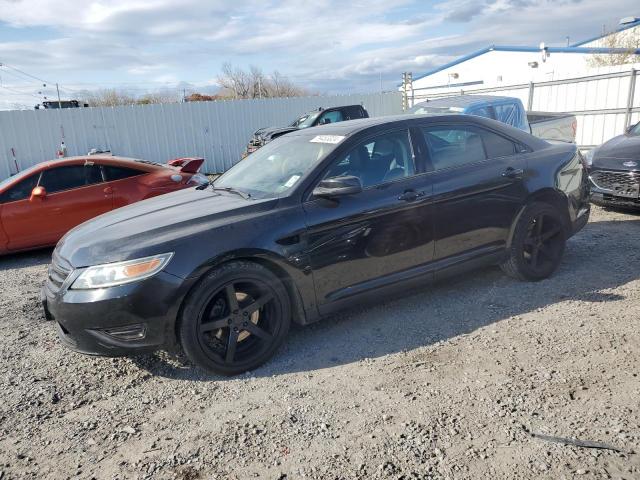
[[179, 261, 291, 375], [501, 202, 567, 281]]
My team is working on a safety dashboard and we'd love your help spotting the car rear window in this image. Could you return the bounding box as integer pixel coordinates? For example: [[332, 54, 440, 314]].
[[103, 166, 144, 181], [480, 130, 517, 158], [422, 126, 487, 170]]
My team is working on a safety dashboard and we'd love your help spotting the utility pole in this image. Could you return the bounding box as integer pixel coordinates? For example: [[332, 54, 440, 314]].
[[56, 83, 62, 109]]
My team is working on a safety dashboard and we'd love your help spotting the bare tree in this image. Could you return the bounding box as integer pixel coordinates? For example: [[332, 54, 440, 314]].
[[217, 63, 252, 99], [270, 70, 306, 97], [82, 89, 136, 107], [136, 91, 181, 104], [80, 88, 181, 107], [588, 27, 640, 67], [217, 64, 308, 99]]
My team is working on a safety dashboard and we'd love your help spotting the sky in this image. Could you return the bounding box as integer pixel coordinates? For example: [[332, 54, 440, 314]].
[[0, 0, 638, 110]]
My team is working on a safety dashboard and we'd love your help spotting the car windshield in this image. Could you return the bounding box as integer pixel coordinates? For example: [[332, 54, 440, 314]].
[[631, 123, 640, 136], [290, 111, 321, 129], [214, 134, 342, 199], [0, 163, 43, 191]]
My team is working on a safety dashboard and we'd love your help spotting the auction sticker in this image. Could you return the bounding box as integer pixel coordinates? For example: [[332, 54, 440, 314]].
[[310, 135, 345, 144], [284, 175, 301, 188]]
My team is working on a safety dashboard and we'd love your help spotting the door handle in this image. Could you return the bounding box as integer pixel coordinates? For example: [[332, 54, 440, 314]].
[[502, 167, 524, 179], [398, 190, 425, 202], [103, 186, 113, 194]]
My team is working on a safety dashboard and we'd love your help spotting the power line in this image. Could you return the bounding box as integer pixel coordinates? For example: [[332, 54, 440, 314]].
[[0, 84, 43, 99], [0, 67, 45, 86], [0, 61, 80, 98], [0, 62, 51, 85]]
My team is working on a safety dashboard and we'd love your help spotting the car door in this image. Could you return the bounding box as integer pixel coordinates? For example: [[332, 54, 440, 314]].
[[0, 173, 42, 250], [419, 122, 528, 270], [302, 128, 435, 310], [24, 163, 111, 246], [101, 164, 147, 209]]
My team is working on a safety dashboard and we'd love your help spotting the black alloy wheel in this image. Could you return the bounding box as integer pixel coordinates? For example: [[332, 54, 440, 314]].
[[501, 202, 567, 281], [179, 261, 291, 375], [522, 212, 565, 273]]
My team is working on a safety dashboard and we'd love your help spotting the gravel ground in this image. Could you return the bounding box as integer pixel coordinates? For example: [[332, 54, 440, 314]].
[[1, 205, 640, 480]]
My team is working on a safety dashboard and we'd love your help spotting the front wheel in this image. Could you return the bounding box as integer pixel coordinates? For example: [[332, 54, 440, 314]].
[[179, 261, 291, 376], [501, 202, 567, 281]]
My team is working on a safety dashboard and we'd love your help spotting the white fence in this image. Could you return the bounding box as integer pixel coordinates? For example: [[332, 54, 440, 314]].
[[0, 92, 403, 181], [403, 67, 640, 149]]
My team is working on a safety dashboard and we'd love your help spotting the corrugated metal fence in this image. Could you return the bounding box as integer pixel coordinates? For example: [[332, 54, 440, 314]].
[[404, 67, 640, 149], [0, 92, 402, 181]]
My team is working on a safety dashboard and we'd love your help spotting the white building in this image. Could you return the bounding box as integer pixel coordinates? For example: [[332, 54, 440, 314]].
[[403, 17, 640, 147], [407, 17, 640, 100]]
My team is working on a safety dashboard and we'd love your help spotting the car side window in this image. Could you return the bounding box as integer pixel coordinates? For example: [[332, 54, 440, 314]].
[[39, 165, 103, 194], [342, 106, 365, 120], [102, 166, 144, 181], [0, 174, 40, 203], [479, 130, 517, 158], [469, 106, 494, 120], [323, 130, 415, 188], [421, 126, 486, 170], [318, 110, 344, 125]]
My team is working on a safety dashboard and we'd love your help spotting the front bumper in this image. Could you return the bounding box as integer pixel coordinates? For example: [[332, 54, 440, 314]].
[[42, 267, 192, 357], [590, 191, 640, 209], [588, 168, 640, 209]]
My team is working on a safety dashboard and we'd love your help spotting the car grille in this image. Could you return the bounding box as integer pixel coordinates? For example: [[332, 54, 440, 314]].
[[47, 251, 73, 292], [590, 170, 639, 190]]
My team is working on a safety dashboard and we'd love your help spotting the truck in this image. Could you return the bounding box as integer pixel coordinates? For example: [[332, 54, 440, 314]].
[[409, 95, 577, 143], [243, 104, 369, 157]]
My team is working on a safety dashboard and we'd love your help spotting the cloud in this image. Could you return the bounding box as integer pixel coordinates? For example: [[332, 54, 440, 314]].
[[0, 0, 638, 106]]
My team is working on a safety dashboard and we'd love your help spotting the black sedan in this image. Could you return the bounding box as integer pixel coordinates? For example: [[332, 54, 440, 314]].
[[42, 114, 591, 375], [587, 121, 640, 209]]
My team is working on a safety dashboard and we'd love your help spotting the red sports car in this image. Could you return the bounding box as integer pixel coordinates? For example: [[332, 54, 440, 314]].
[[0, 155, 207, 255]]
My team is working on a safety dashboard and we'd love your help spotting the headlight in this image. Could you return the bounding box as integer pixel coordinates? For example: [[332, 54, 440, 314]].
[[71, 253, 173, 290]]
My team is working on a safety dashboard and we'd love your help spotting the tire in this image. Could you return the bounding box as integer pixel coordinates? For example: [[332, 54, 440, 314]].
[[179, 261, 291, 376], [501, 202, 567, 281]]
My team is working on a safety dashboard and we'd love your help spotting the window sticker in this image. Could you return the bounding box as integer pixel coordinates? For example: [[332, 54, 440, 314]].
[[310, 135, 345, 144], [284, 175, 301, 188]]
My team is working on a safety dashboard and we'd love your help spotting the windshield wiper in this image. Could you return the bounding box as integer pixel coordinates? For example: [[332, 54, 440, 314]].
[[211, 186, 252, 199]]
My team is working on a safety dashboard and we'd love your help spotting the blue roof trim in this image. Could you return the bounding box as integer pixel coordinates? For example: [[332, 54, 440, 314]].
[[411, 44, 640, 82], [571, 19, 640, 47]]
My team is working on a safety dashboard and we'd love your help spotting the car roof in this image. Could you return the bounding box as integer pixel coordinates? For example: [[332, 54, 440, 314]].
[[32, 155, 165, 172], [0, 155, 166, 192], [286, 112, 548, 149], [286, 113, 452, 137], [414, 95, 522, 110]]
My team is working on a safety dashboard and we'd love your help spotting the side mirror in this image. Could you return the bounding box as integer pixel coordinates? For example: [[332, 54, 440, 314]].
[[313, 176, 362, 198], [30, 186, 47, 201]]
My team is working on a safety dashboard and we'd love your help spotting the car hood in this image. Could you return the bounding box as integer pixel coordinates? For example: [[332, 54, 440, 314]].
[[593, 134, 640, 171], [56, 188, 277, 269], [253, 125, 299, 141]]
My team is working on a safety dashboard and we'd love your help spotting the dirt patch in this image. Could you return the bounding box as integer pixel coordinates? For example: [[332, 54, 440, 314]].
[[1, 206, 639, 479]]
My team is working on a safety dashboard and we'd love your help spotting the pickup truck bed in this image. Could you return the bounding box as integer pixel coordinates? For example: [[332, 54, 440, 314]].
[[528, 111, 577, 143]]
